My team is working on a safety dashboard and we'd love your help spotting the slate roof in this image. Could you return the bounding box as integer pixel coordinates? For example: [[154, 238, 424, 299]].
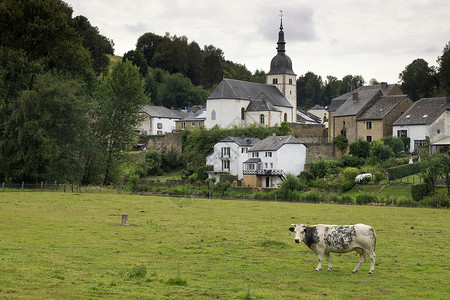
[[243, 158, 262, 164], [357, 95, 408, 121], [297, 110, 321, 123], [177, 108, 206, 122], [332, 89, 382, 117], [219, 136, 261, 147], [249, 135, 303, 151], [393, 97, 447, 126], [309, 104, 327, 110], [207, 79, 293, 108], [141, 105, 187, 119], [328, 83, 399, 113], [246, 98, 281, 112]]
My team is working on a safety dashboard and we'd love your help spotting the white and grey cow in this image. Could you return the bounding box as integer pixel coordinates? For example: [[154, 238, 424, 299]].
[[289, 223, 376, 274]]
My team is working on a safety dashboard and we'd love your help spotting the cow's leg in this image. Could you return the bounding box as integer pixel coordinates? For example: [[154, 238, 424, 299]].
[[366, 249, 376, 274], [352, 248, 366, 273], [315, 249, 325, 271], [325, 252, 332, 271]]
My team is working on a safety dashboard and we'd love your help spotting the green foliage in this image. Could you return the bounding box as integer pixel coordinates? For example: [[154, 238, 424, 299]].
[[166, 276, 188, 286], [381, 136, 404, 156], [374, 171, 384, 183], [343, 167, 360, 181], [411, 183, 431, 202], [387, 162, 425, 180], [333, 134, 348, 150], [197, 165, 213, 181], [298, 171, 314, 188], [145, 150, 163, 176], [355, 193, 378, 205], [349, 139, 371, 158], [340, 155, 365, 168], [399, 58, 437, 101], [396, 196, 418, 207], [437, 41, 450, 93], [370, 140, 394, 163], [128, 265, 147, 279], [309, 157, 330, 178], [278, 173, 301, 200], [127, 174, 140, 193]]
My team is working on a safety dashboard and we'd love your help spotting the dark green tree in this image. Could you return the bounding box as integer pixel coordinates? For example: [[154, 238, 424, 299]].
[[1, 73, 90, 182], [156, 72, 207, 108], [399, 58, 437, 101], [123, 50, 149, 77], [136, 32, 164, 66], [349, 139, 371, 158], [297, 71, 324, 109], [322, 75, 341, 106], [201, 45, 224, 89], [437, 42, 450, 94], [187, 41, 203, 86], [153, 34, 189, 75], [93, 61, 148, 185]]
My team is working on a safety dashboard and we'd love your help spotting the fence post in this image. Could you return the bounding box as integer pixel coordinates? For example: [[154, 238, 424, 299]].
[[54, 181, 57, 191], [64, 184, 66, 193], [354, 195, 357, 205], [392, 195, 395, 206], [21, 182, 24, 191], [41, 181, 43, 191], [2, 182, 4, 192]]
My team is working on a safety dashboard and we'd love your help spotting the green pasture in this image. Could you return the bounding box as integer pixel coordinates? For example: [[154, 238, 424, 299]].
[[0, 192, 448, 299]]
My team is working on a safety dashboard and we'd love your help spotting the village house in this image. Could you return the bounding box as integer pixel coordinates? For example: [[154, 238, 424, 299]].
[[137, 105, 187, 135], [393, 96, 450, 153], [242, 134, 306, 188], [175, 107, 206, 131], [204, 19, 297, 129], [307, 104, 329, 127], [206, 136, 261, 181], [328, 83, 411, 144]]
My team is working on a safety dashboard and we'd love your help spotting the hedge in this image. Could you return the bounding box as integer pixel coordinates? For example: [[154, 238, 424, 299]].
[[387, 162, 425, 180], [411, 183, 430, 201]]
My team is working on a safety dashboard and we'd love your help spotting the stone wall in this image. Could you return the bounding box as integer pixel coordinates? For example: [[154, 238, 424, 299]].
[[146, 132, 182, 154], [290, 123, 328, 143]]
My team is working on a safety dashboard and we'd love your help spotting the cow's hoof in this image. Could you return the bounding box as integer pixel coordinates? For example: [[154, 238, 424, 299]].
[[315, 269, 320, 272], [352, 270, 358, 273], [327, 269, 332, 272], [368, 271, 373, 274]]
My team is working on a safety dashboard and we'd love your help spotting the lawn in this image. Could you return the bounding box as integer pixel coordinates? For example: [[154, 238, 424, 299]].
[[0, 192, 448, 299]]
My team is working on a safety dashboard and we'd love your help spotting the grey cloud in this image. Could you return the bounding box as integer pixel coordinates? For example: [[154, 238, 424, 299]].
[[125, 22, 147, 34]]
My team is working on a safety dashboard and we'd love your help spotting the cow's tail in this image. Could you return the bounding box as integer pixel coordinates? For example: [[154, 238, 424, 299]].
[[372, 228, 377, 251]]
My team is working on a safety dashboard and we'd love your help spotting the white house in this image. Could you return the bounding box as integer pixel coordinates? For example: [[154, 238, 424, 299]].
[[393, 97, 448, 153], [242, 134, 306, 188], [136, 105, 187, 135], [204, 19, 297, 129], [307, 104, 329, 128], [206, 136, 261, 181]]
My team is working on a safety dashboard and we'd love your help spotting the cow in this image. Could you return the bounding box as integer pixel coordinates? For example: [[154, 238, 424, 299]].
[[289, 223, 376, 274]]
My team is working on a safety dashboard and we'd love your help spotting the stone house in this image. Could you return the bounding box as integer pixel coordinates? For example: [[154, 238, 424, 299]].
[[242, 134, 306, 188], [393, 97, 450, 153], [175, 108, 206, 131], [328, 83, 408, 144]]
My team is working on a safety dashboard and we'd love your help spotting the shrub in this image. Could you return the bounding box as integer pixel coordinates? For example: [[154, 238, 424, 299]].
[[197, 165, 213, 181], [355, 173, 372, 184], [341, 181, 355, 192], [374, 171, 383, 183], [370, 140, 394, 162], [298, 171, 314, 188], [279, 174, 301, 200], [340, 155, 365, 168], [396, 196, 417, 207], [128, 265, 147, 278], [349, 139, 371, 158], [188, 173, 198, 183], [343, 167, 360, 181], [127, 174, 140, 193], [355, 193, 378, 204], [333, 134, 348, 150], [310, 157, 330, 178], [411, 183, 431, 201], [387, 162, 425, 180], [340, 194, 353, 204]]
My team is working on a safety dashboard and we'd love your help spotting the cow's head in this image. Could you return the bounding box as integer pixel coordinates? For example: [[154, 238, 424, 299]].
[[289, 224, 306, 244]]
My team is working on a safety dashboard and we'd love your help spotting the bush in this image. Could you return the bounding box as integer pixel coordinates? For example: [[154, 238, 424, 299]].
[[197, 165, 213, 181], [278, 174, 301, 200], [341, 181, 355, 192], [349, 139, 371, 158], [127, 174, 141, 193], [355, 193, 378, 204], [387, 162, 425, 180], [333, 134, 348, 150], [411, 183, 431, 201], [343, 167, 360, 181], [310, 157, 330, 178], [298, 171, 314, 188], [340, 155, 365, 168], [128, 265, 147, 278], [396, 196, 417, 207], [374, 171, 383, 183], [340, 194, 353, 204], [188, 173, 198, 183]]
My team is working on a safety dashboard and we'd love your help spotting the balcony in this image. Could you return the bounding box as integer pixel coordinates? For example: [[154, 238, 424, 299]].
[[243, 169, 285, 177]]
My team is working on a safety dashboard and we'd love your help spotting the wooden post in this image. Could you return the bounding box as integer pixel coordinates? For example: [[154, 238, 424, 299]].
[[2, 182, 4, 192], [392, 195, 395, 206], [354, 195, 357, 205], [54, 181, 57, 191], [21, 182, 24, 191], [41, 181, 44, 191], [121, 213, 129, 226]]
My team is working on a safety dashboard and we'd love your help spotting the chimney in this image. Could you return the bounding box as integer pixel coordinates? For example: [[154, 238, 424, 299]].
[[353, 92, 358, 101], [380, 82, 387, 89]]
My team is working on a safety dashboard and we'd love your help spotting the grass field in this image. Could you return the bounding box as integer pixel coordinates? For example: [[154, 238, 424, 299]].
[[0, 192, 448, 299]]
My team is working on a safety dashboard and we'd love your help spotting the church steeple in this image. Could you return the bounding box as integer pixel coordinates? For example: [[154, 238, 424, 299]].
[[267, 11, 295, 75], [276, 17, 286, 53]]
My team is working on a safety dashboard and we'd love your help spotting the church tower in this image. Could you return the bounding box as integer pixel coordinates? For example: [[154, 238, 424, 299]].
[[266, 15, 297, 122]]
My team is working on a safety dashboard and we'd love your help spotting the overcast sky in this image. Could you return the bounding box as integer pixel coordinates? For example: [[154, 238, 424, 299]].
[[66, 0, 449, 84]]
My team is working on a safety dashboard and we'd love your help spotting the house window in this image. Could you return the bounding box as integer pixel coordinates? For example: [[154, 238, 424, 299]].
[[289, 79, 292, 84], [241, 107, 245, 120], [241, 148, 248, 153], [273, 78, 278, 84], [366, 122, 372, 129], [252, 152, 259, 158], [343, 121, 346, 125], [221, 147, 230, 157], [366, 136, 372, 142], [191, 122, 196, 127], [260, 114, 265, 124], [157, 123, 162, 129], [265, 152, 272, 157], [414, 140, 426, 150], [341, 130, 346, 137], [270, 162, 273, 169], [222, 160, 230, 171], [248, 163, 255, 170], [211, 110, 216, 120], [157, 130, 162, 135], [181, 122, 186, 130], [284, 113, 287, 122], [397, 130, 407, 137]]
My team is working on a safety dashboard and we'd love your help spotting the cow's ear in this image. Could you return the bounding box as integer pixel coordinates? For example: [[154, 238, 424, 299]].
[[289, 227, 295, 232]]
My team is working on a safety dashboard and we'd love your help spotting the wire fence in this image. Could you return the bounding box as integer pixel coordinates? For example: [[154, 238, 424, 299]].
[[0, 182, 124, 194]]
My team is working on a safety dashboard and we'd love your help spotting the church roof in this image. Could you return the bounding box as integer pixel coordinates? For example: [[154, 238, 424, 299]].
[[207, 78, 293, 108]]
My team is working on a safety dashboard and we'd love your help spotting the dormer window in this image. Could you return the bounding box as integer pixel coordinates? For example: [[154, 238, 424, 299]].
[[273, 78, 278, 84]]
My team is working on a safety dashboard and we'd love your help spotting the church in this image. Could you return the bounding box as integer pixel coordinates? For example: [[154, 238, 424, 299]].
[[204, 19, 297, 129]]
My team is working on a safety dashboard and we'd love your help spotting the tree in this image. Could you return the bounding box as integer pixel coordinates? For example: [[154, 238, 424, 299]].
[[156, 72, 207, 108], [278, 173, 301, 200], [201, 45, 224, 89], [399, 58, 437, 101], [322, 76, 341, 106], [333, 134, 348, 151], [123, 50, 149, 77], [93, 61, 148, 185], [309, 157, 330, 179], [437, 41, 450, 94], [349, 139, 371, 158], [1, 72, 90, 183], [421, 153, 450, 194], [136, 32, 164, 66], [369, 140, 393, 163], [153, 34, 189, 75], [340, 75, 365, 94], [297, 72, 323, 109], [381, 136, 404, 156]]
